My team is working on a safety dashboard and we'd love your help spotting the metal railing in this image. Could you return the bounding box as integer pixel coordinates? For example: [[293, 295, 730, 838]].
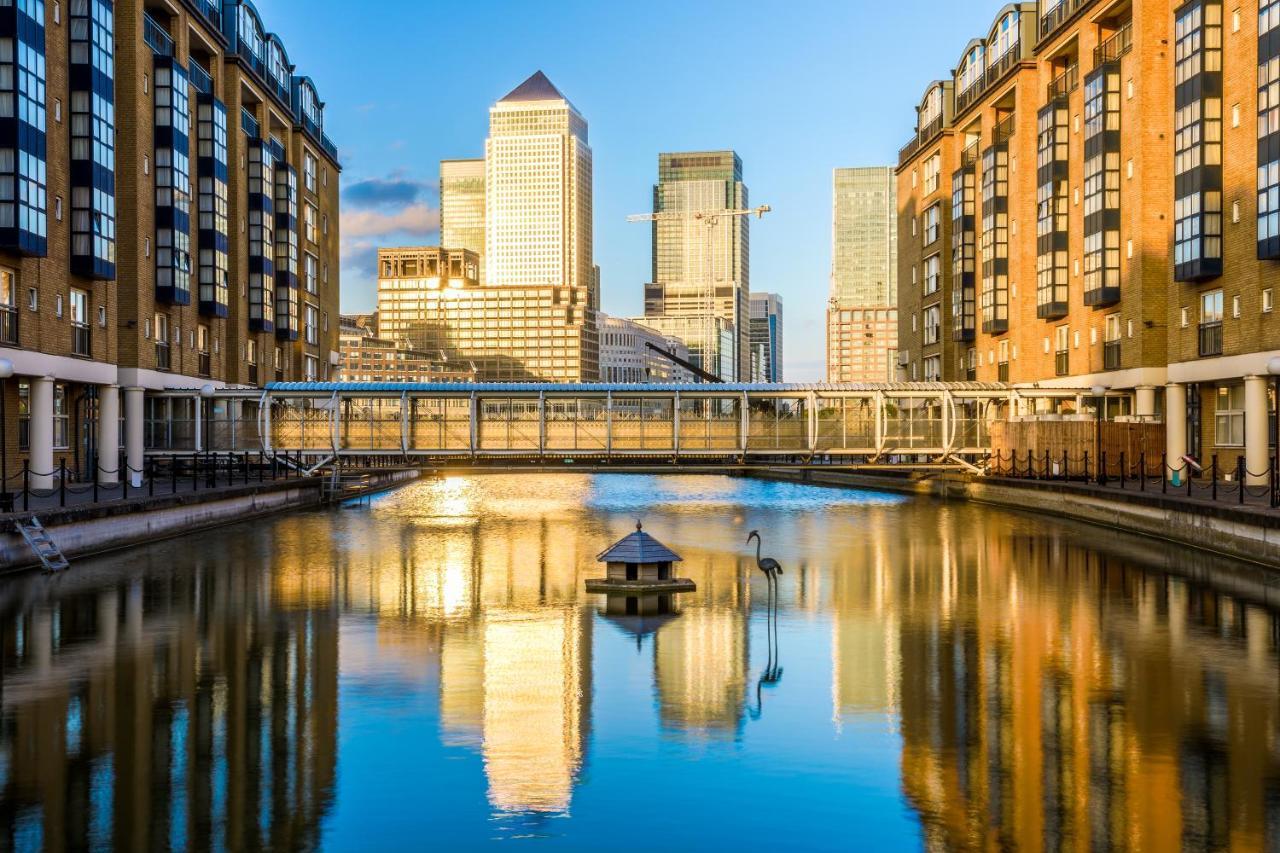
[[1199, 320, 1223, 357], [143, 13, 174, 57], [1094, 21, 1133, 65], [188, 59, 213, 95], [993, 113, 1017, 144], [987, 450, 1280, 510], [1040, 0, 1091, 42], [1047, 65, 1079, 101], [241, 107, 260, 139], [0, 304, 17, 345]]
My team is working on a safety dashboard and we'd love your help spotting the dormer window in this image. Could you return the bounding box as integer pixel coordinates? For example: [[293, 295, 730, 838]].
[[959, 45, 985, 93], [920, 86, 943, 127], [990, 10, 1020, 63]]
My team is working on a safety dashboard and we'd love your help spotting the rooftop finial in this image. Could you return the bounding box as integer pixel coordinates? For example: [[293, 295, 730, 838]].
[[636, 520, 643, 532]]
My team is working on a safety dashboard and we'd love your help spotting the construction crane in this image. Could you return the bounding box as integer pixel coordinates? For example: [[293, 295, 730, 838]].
[[626, 205, 771, 382]]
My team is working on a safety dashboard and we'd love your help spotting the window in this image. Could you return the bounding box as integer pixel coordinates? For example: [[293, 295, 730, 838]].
[[1083, 61, 1121, 306], [1104, 313, 1121, 370], [305, 203, 318, 243], [923, 153, 941, 195], [1037, 98, 1069, 318], [303, 151, 317, 193], [1174, 1, 1224, 281], [923, 355, 941, 382], [1265, 288, 1274, 312], [951, 158, 977, 341], [0, 0, 49, 256], [304, 354, 317, 381], [154, 311, 170, 369], [1054, 325, 1070, 375], [1215, 384, 1245, 446], [958, 45, 984, 96], [923, 254, 941, 295], [0, 267, 16, 344], [923, 203, 941, 245], [1199, 288, 1223, 356], [17, 382, 28, 450], [923, 305, 941, 345], [53, 384, 69, 450], [305, 252, 318, 294], [154, 57, 192, 305], [70, 288, 89, 356], [990, 10, 1020, 63], [197, 96, 230, 317], [980, 140, 1010, 334], [1260, 1, 1280, 256], [304, 303, 318, 345]]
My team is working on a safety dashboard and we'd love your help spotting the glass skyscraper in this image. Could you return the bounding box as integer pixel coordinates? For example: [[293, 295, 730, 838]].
[[440, 158, 486, 284], [644, 151, 750, 381], [829, 167, 898, 382]]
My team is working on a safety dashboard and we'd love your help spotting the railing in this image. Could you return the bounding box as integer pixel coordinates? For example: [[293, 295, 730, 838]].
[[985, 45, 1022, 88], [1040, 0, 1090, 42], [143, 13, 174, 57], [899, 115, 946, 167], [188, 60, 213, 96], [320, 133, 339, 162], [898, 135, 924, 166], [1054, 350, 1069, 376], [956, 78, 984, 115], [72, 322, 91, 357], [1103, 340, 1121, 370], [1047, 65, 1079, 101], [961, 140, 980, 167], [241, 107, 260, 139], [187, 0, 221, 29], [268, 137, 286, 162], [993, 113, 1016, 144], [987, 450, 1279, 510], [1093, 21, 1133, 65], [1199, 320, 1223, 357], [156, 341, 172, 371], [0, 304, 17, 345]]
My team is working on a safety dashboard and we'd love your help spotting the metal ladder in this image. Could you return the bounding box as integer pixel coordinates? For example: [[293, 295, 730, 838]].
[[15, 517, 69, 572], [322, 469, 372, 505]]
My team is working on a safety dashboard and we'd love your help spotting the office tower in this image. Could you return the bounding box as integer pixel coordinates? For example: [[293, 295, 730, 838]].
[[828, 167, 898, 382], [749, 292, 783, 382], [644, 151, 750, 380], [440, 159, 486, 283], [0, 0, 341, 487], [484, 71, 593, 291], [597, 314, 692, 383]]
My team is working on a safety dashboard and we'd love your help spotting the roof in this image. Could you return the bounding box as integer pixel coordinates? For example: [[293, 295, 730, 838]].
[[499, 71, 568, 104], [596, 523, 682, 564]]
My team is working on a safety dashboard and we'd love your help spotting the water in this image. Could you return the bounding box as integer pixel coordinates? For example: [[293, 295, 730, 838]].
[[1, 473, 1279, 851]]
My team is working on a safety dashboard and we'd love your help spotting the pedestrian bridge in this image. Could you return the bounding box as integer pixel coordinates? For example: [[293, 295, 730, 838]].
[[145, 382, 1097, 469]]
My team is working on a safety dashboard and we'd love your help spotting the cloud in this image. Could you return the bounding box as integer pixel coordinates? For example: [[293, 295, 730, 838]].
[[343, 173, 435, 210], [342, 203, 439, 239]]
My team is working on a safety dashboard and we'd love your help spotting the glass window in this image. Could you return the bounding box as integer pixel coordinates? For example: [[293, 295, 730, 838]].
[[1215, 384, 1245, 446]]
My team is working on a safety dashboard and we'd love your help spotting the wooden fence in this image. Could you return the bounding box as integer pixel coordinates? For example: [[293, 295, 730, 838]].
[[989, 419, 1165, 470]]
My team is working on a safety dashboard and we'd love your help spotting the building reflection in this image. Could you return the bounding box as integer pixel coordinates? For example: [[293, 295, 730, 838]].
[[0, 528, 339, 851], [888, 508, 1280, 851]]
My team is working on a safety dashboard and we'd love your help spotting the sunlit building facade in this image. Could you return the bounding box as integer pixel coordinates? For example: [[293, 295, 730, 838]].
[[338, 315, 474, 383], [828, 167, 898, 382], [749, 292, 783, 382], [645, 151, 751, 381], [440, 158, 486, 284], [895, 0, 1280, 478], [598, 314, 692, 383], [634, 314, 736, 382]]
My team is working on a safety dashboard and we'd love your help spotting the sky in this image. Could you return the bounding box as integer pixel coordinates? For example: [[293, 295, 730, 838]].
[[265, 0, 998, 380]]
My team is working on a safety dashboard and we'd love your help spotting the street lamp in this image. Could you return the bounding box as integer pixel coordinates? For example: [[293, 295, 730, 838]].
[[0, 357, 12, 511], [1091, 384, 1108, 484]]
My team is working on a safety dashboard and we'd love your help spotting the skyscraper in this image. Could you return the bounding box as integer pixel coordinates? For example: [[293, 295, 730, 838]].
[[440, 159, 486, 283], [644, 151, 750, 381], [484, 71, 593, 291], [829, 167, 898, 382], [749, 292, 783, 382]]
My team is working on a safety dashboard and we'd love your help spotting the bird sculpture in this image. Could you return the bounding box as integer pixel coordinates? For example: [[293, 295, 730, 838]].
[[746, 529, 783, 601], [746, 529, 784, 719]]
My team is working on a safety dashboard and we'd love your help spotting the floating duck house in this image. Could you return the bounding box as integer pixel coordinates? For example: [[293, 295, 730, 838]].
[[585, 522, 696, 594]]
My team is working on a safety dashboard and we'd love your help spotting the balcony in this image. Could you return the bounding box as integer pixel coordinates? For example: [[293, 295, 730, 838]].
[[1198, 320, 1223, 357], [156, 341, 171, 371], [1103, 340, 1121, 370], [241, 107, 260, 139], [1040, 0, 1092, 43], [1055, 350, 1070, 376], [186, 0, 221, 29], [993, 113, 1016, 144], [1046, 65, 1079, 102], [898, 115, 946, 167], [898, 135, 923, 167], [72, 322, 90, 357], [198, 352, 211, 377], [143, 13, 174, 57], [961, 141, 980, 168], [1084, 284, 1121, 307], [188, 59, 213, 96], [0, 304, 17, 345], [1093, 21, 1133, 65]]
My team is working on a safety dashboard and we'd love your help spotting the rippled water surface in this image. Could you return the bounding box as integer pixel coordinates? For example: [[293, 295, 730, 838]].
[[2, 474, 1279, 851]]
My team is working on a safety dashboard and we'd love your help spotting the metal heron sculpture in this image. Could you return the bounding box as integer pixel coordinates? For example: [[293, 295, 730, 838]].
[[746, 529, 784, 719]]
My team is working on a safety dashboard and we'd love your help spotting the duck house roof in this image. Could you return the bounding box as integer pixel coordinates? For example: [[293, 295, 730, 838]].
[[596, 523, 683, 564]]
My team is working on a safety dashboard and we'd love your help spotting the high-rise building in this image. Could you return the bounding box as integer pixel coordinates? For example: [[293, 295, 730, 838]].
[[634, 314, 736, 383], [484, 71, 592, 291], [644, 151, 750, 381], [894, 0, 1280, 481], [828, 167, 898, 382], [749, 292, 783, 382], [0, 0, 341, 488], [440, 159, 486, 284]]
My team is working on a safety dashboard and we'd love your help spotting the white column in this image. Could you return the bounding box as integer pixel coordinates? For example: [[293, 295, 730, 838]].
[[1135, 385, 1157, 419], [1165, 383, 1187, 480], [97, 384, 120, 484], [124, 386, 145, 487], [28, 376, 54, 490], [1244, 375, 1270, 486]]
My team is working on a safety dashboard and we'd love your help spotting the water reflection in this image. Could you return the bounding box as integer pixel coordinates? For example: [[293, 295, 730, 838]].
[[0, 474, 1277, 849]]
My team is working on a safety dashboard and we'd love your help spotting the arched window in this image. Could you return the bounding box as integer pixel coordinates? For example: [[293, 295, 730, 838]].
[[300, 82, 321, 128], [920, 86, 943, 127], [268, 41, 288, 88], [990, 10, 1021, 62], [237, 5, 264, 60], [959, 44, 985, 92]]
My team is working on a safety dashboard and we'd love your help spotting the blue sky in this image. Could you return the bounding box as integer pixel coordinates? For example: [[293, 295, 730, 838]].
[[266, 0, 997, 380]]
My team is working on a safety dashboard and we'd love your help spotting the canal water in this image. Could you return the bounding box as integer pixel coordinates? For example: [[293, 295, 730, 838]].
[[1, 474, 1278, 851]]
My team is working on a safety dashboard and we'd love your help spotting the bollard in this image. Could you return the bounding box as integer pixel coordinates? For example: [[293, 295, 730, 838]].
[[149, 458, 155, 497], [59, 459, 66, 508], [1238, 456, 1246, 505], [1119, 451, 1126, 489], [1212, 456, 1218, 500]]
